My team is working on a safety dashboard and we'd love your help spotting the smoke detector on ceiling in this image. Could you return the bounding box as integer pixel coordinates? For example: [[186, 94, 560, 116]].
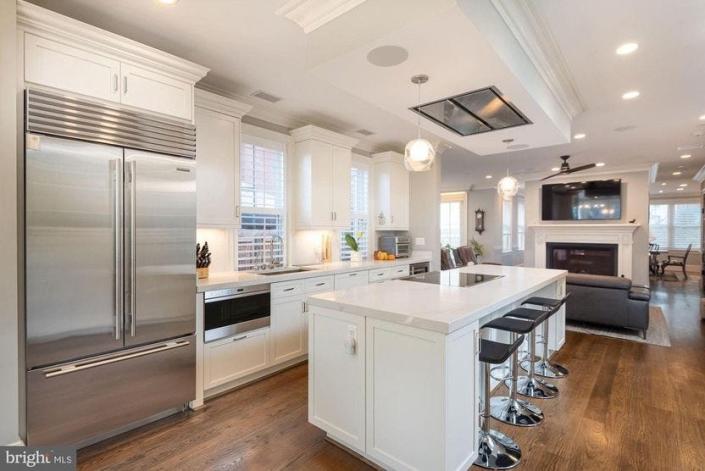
[[250, 90, 282, 103]]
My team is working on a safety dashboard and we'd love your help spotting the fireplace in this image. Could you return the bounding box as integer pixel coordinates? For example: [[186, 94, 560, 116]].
[[546, 242, 618, 276]]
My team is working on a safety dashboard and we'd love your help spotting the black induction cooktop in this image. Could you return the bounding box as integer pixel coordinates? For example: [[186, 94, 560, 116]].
[[400, 271, 503, 287]]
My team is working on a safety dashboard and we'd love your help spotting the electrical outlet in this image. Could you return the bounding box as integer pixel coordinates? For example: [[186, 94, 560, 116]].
[[415, 237, 425, 246]]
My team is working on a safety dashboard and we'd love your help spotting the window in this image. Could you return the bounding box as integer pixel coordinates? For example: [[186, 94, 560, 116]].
[[237, 137, 286, 271], [340, 162, 370, 260], [516, 197, 525, 251], [649, 201, 701, 250], [440, 192, 466, 247], [502, 198, 513, 253]]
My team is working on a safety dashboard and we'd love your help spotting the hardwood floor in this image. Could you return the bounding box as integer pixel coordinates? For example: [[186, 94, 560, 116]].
[[79, 278, 705, 470]]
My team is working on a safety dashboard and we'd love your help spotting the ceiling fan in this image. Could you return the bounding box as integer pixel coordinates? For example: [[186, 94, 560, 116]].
[[541, 155, 596, 180]]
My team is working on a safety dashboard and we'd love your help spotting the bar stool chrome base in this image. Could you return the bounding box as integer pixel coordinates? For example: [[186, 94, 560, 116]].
[[513, 376, 559, 399], [474, 429, 522, 469], [490, 396, 544, 427], [529, 359, 569, 379]]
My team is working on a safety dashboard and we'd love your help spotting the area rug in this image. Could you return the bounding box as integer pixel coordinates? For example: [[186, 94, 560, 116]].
[[565, 306, 671, 347]]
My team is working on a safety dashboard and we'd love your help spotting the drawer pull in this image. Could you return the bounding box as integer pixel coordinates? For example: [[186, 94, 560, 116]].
[[349, 273, 357, 277], [315, 282, 326, 286], [232, 335, 247, 342], [283, 287, 295, 292]]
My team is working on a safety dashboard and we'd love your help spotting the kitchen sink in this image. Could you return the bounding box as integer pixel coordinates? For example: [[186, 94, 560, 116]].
[[248, 267, 314, 276]]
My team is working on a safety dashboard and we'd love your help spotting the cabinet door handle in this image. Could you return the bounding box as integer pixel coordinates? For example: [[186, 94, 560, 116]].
[[331, 211, 334, 221], [232, 335, 248, 342], [123, 76, 128, 93], [391, 215, 394, 224], [302, 301, 308, 313], [113, 74, 118, 92], [235, 205, 240, 219]]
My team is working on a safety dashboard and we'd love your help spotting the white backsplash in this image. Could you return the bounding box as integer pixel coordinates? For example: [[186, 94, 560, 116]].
[[196, 227, 233, 273]]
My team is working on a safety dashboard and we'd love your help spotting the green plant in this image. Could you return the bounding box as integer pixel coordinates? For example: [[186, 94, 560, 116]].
[[344, 233, 359, 252], [470, 238, 485, 257]]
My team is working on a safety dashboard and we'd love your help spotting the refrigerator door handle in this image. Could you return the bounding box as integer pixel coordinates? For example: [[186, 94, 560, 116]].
[[128, 160, 137, 337], [112, 159, 123, 341], [42, 340, 191, 378]]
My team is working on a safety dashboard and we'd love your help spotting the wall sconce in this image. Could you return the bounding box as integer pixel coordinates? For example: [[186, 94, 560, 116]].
[[475, 209, 485, 234]]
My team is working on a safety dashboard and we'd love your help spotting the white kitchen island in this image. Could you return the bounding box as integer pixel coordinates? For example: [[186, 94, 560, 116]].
[[306, 264, 567, 471]]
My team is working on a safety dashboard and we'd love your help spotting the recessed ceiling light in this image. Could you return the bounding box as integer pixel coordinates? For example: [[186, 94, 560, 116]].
[[157, 0, 179, 4], [680, 183, 688, 187], [616, 42, 639, 55], [551, 167, 560, 172], [595, 162, 606, 167], [573, 133, 586, 139], [367, 45, 409, 67], [700, 114, 705, 121], [673, 171, 682, 175], [485, 175, 492, 179], [677, 187, 684, 191], [661, 182, 667, 186], [622, 90, 640, 100], [681, 154, 692, 159], [658, 190, 664, 193]]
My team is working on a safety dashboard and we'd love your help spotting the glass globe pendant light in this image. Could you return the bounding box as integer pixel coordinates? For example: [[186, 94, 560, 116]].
[[404, 74, 435, 172], [497, 169, 519, 200]]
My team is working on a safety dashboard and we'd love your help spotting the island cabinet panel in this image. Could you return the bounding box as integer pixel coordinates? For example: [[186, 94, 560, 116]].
[[365, 319, 478, 471], [308, 307, 366, 454]]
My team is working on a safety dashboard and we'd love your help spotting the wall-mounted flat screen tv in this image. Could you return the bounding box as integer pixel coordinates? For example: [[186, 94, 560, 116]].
[[542, 179, 621, 221]]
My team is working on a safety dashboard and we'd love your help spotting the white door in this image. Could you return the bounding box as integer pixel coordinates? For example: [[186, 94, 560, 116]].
[[308, 307, 366, 453], [204, 329, 269, 389], [195, 107, 239, 226], [120, 63, 193, 120], [24, 33, 121, 103], [331, 145, 351, 228], [271, 296, 306, 364]]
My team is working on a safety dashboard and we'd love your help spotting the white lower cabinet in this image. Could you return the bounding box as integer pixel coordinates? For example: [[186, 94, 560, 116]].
[[334, 270, 369, 289], [368, 264, 409, 283], [308, 307, 366, 453], [271, 296, 307, 364], [204, 328, 269, 389]]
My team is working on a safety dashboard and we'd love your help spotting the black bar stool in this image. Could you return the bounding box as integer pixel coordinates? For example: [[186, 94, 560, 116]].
[[504, 307, 558, 399], [475, 336, 524, 469], [521, 295, 570, 379], [483, 315, 544, 427]]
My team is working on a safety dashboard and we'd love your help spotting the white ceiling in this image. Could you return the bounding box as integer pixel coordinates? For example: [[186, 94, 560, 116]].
[[26, 0, 705, 196]]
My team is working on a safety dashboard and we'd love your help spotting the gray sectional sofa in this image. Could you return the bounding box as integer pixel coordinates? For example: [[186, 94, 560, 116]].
[[565, 273, 651, 338]]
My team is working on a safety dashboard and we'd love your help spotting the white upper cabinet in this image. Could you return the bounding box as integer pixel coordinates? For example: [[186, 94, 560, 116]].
[[24, 33, 121, 103], [18, 1, 208, 122], [373, 151, 410, 231], [195, 90, 252, 227], [120, 63, 193, 120], [292, 125, 358, 230]]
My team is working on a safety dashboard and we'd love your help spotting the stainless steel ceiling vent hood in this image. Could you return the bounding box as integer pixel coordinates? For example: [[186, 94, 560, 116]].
[[410, 86, 531, 137]]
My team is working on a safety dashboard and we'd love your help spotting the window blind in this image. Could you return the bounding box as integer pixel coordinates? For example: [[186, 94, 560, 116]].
[[341, 165, 370, 260], [237, 138, 286, 270], [649, 202, 700, 250]]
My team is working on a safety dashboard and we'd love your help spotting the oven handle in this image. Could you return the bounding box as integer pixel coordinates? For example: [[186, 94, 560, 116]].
[[204, 290, 270, 303]]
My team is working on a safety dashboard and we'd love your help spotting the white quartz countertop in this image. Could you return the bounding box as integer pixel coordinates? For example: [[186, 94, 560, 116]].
[[196, 253, 432, 292], [307, 264, 567, 334]]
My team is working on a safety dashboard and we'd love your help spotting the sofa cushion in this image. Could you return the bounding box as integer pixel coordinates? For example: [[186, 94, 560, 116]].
[[629, 286, 650, 302], [566, 273, 631, 290]]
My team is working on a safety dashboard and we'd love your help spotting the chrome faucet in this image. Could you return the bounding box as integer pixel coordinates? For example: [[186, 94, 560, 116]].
[[268, 234, 284, 269]]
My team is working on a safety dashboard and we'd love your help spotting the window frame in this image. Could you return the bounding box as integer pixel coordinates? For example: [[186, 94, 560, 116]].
[[236, 132, 287, 271], [440, 191, 467, 248], [340, 156, 371, 260], [502, 197, 513, 253], [649, 199, 701, 251]]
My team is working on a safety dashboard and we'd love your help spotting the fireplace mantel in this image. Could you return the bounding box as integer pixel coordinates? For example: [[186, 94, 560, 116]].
[[529, 223, 640, 278]]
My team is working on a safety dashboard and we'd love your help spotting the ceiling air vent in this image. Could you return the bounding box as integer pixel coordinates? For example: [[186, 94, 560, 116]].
[[410, 86, 531, 137], [251, 90, 282, 103], [356, 128, 375, 136]]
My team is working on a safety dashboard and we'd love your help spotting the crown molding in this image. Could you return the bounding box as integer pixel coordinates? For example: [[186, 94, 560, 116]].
[[195, 89, 252, 119], [276, 0, 368, 34], [291, 125, 359, 148], [490, 0, 585, 119], [16, 0, 208, 83]]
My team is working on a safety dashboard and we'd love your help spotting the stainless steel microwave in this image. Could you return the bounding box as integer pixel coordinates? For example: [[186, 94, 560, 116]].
[[204, 283, 270, 343]]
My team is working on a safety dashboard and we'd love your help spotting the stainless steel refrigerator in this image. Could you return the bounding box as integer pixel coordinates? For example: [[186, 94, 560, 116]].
[[24, 89, 197, 446]]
